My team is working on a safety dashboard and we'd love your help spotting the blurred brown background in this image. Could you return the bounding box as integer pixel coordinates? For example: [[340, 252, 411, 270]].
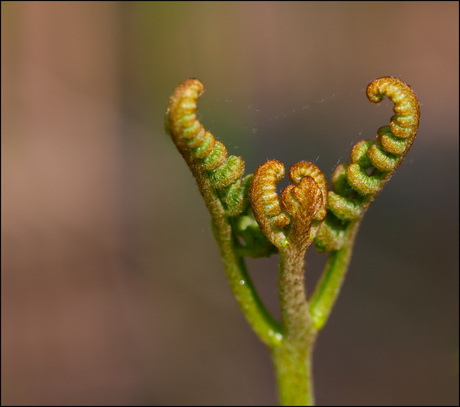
[[2, 1, 458, 405]]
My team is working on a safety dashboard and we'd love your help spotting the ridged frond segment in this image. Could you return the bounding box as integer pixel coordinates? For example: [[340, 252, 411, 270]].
[[315, 77, 420, 252], [250, 160, 328, 251], [288, 161, 328, 221], [165, 78, 250, 216], [250, 160, 290, 249], [282, 177, 323, 251], [367, 77, 420, 140]]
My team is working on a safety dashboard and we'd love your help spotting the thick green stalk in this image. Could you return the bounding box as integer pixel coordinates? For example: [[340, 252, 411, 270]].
[[271, 339, 315, 406], [271, 249, 317, 406]]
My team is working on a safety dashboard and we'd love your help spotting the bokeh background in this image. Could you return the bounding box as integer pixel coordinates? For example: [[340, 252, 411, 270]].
[[2, 1, 458, 405]]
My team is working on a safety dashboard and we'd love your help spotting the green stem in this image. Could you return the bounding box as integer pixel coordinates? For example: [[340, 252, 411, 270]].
[[271, 342, 315, 406], [271, 337, 315, 406], [309, 220, 361, 331], [215, 223, 283, 347], [278, 250, 315, 340], [272, 249, 317, 406], [191, 164, 283, 347]]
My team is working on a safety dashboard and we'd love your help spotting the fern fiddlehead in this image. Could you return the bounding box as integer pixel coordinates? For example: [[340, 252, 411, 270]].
[[165, 78, 283, 348], [165, 78, 252, 217], [250, 160, 328, 252], [164, 76, 420, 406], [310, 77, 420, 331], [314, 77, 420, 252]]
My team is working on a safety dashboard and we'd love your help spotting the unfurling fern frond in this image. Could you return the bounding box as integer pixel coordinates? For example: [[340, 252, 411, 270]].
[[165, 76, 422, 405], [165, 78, 251, 217], [250, 160, 328, 252], [314, 77, 420, 252]]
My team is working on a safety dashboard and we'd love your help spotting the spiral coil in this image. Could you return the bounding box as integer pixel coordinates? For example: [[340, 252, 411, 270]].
[[250, 160, 328, 251], [165, 78, 252, 216], [315, 77, 420, 252]]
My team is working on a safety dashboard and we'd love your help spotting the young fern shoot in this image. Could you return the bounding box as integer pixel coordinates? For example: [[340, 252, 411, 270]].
[[164, 76, 420, 406], [310, 78, 420, 331]]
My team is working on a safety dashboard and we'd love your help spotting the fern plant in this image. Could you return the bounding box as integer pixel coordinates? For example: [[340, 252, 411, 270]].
[[164, 76, 420, 405]]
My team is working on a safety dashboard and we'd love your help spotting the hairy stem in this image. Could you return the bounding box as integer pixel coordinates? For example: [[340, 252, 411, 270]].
[[271, 249, 317, 405], [271, 337, 315, 406], [278, 250, 315, 340]]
